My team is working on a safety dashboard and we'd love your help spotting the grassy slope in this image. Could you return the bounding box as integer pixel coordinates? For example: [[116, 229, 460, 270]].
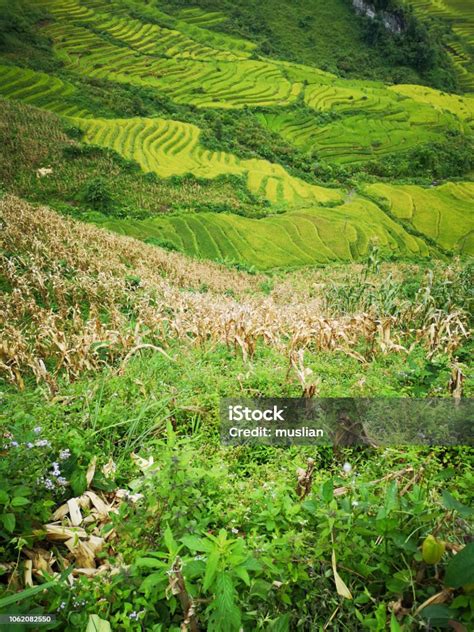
[[8, 97, 474, 268], [1, 194, 471, 393], [168, 0, 426, 82], [0, 98, 268, 220], [0, 0, 471, 269], [365, 181, 474, 253], [101, 198, 430, 269], [0, 193, 472, 628], [0, 2, 473, 628]]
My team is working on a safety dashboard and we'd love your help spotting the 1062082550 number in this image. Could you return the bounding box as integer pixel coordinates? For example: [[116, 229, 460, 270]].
[[0, 615, 56, 625]]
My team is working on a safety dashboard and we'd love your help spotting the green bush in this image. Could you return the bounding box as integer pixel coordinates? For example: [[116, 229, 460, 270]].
[[81, 177, 114, 211]]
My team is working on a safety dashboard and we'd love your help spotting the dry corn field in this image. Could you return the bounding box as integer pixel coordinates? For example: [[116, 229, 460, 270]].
[[0, 195, 470, 391]]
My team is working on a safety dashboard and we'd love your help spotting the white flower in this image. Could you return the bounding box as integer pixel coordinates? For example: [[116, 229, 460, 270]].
[[10, 441, 19, 448], [352, 500, 359, 507], [59, 449, 71, 460], [129, 612, 139, 620], [342, 462, 352, 474], [35, 439, 50, 448], [26, 442, 34, 448], [231, 527, 239, 534], [43, 478, 55, 491], [56, 476, 68, 486], [51, 462, 61, 477], [33, 426, 42, 434]]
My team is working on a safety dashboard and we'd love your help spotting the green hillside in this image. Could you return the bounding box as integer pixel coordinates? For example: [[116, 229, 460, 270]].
[[1, 1, 473, 630], [100, 197, 429, 268], [0, 0, 472, 267], [408, 0, 474, 90]]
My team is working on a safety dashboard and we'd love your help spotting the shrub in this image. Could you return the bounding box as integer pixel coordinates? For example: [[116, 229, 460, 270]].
[[81, 177, 114, 211], [144, 237, 181, 252]]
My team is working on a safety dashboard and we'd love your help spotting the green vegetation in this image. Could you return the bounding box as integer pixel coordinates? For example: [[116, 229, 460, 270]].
[[0, 98, 268, 219], [0, 0, 473, 628], [99, 197, 430, 269], [166, 0, 457, 89], [1, 349, 473, 630], [408, 0, 474, 91], [0, 193, 473, 627], [365, 181, 474, 253], [0, 0, 472, 267]]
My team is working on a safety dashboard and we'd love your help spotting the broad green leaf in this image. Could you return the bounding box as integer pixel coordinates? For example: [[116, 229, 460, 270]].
[[441, 490, 473, 518], [445, 543, 474, 588], [321, 479, 333, 503], [11, 496, 30, 507], [331, 549, 352, 600], [249, 579, 272, 598], [234, 566, 250, 586], [301, 499, 317, 513], [135, 557, 167, 569], [271, 613, 290, 632], [181, 535, 213, 553], [421, 604, 452, 626], [390, 613, 402, 631], [163, 525, 179, 556], [385, 481, 398, 514], [85, 614, 111, 632], [203, 548, 220, 591], [0, 490, 9, 505], [70, 468, 87, 496], [243, 557, 262, 572], [2, 512, 15, 533], [13, 486, 31, 498], [139, 572, 167, 594], [182, 559, 206, 578], [214, 572, 240, 631]]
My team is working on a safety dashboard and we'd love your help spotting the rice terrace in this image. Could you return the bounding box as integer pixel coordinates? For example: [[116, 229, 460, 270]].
[[0, 0, 473, 630]]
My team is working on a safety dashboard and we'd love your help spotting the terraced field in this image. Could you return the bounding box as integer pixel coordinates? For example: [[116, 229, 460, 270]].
[[100, 196, 429, 269], [365, 181, 474, 253], [0, 0, 472, 267], [389, 85, 474, 122], [77, 116, 343, 205], [177, 7, 228, 28], [25, 0, 474, 122], [257, 93, 462, 164], [41, 20, 299, 108], [0, 64, 90, 117], [408, 0, 474, 91]]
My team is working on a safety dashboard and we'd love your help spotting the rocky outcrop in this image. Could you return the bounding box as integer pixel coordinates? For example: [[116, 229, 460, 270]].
[[352, 0, 404, 34]]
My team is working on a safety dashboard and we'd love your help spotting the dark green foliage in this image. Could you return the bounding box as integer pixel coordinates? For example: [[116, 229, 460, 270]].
[[163, 0, 458, 89], [0, 0, 46, 50], [364, 132, 474, 179], [1, 367, 473, 628], [359, 1, 458, 91], [81, 176, 114, 211], [144, 236, 182, 252], [200, 108, 311, 174], [0, 1, 472, 629], [0, 0, 61, 74]]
